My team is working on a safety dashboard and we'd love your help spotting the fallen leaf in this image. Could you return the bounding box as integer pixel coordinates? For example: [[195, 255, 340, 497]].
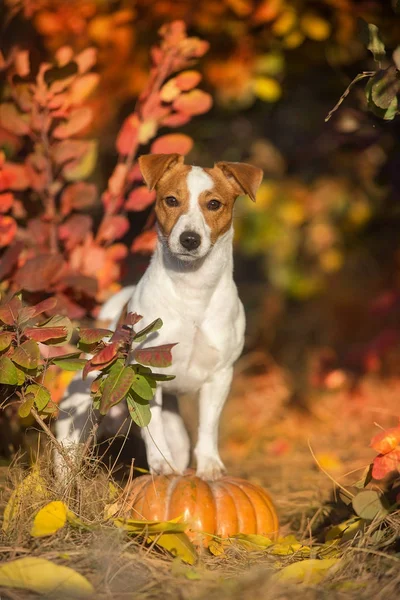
[[148, 532, 197, 565], [31, 501, 68, 537], [273, 558, 340, 584], [2, 466, 48, 532], [0, 557, 93, 597]]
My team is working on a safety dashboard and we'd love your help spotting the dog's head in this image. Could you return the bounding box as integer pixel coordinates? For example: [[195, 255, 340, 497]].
[[139, 153, 263, 262]]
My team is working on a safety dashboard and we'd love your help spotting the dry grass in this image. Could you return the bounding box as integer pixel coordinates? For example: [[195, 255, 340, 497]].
[[1, 366, 400, 598]]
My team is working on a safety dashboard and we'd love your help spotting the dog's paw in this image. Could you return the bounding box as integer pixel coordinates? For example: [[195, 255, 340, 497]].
[[195, 455, 226, 481], [148, 454, 182, 476]]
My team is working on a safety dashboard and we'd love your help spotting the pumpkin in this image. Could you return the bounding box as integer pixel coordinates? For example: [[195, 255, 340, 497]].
[[122, 472, 279, 546]]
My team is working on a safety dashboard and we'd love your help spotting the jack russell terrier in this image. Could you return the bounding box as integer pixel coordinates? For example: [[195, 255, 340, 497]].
[[56, 153, 263, 481]]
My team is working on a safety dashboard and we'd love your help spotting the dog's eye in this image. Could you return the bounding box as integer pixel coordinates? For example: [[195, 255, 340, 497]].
[[207, 199, 222, 211], [165, 196, 179, 207]]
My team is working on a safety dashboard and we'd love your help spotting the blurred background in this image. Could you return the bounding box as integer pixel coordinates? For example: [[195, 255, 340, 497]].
[[2, 0, 400, 466]]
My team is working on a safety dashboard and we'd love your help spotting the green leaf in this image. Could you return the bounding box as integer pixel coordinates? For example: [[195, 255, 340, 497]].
[[99, 361, 135, 415], [52, 357, 87, 371], [127, 392, 151, 427], [369, 67, 400, 109], [18, 394, 34, 418], [12, 340, 40, 370], [359, 21, 386, 64], [352, 490, 390, 521], [25, 384, 51, 411], [129, 372, 155, 400], [133, 318, 163, 343], [146, 372, 176, 382], [0, 331, 13, 352], [0, 355, 18, 384]]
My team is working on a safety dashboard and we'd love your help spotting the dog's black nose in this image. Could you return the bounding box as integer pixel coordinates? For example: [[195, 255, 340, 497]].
[[179, 231, 201, 251]]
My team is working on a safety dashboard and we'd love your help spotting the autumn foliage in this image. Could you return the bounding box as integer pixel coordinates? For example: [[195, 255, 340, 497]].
[[0, 20, 211, 318]]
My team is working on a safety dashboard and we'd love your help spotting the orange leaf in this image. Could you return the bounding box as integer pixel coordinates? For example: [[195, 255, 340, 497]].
[[116, 115, 139, 155], [14, 254, 65, 292], [70, 73, 99, 104], [61, 182, 97, 216], [53, 108, 93, 139], [0, 215, 17, 247], [75, 48, 97, 74], [372, 449, 400, 479], [151, 133, 193, 155], [0, 163, 30, 191], [0, 104, 30, 136], [97, 215, 130, 243], [175, 70, 202, 91], [131, 230, 157, 254], [370, 427, 400, 455], [125, 187, 156, 211], [161, 113, 191, 128], [173, 90, 212, 116]]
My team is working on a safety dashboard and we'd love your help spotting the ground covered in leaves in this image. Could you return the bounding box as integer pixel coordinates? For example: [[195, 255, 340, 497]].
[[1, 361, 400, 599]]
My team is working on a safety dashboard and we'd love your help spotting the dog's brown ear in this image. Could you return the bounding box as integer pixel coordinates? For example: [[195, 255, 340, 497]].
[[215, 161, 263, 202], [139, 153, 184, 190]]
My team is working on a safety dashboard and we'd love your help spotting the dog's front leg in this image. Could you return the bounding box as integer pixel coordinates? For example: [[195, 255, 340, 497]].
[[141, 385, 180, 475], [194, 367, 233, 481]]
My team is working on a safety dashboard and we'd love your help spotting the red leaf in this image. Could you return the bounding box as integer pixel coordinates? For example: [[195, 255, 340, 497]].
[[58, 214, 93, 250], [0, 162, 30, 191], [134, 343, 177, 368], [161, 112, 191, 128], [0, 215, 17, 247], [0, 295, 22, 325], [24, 326, 68, 343], [12, 339, 40, 369], [125, 187, 156, 211], [107, 164, 128, 198], [75, 47, 97, 74], [60, 182, 97, 216], [79, 328, 113, 345], [131, 230, 157, 254], [0, 242, 23, 281], [53, 140, 92, 165], [62, 274, 98, 297], [173, 90, 212, 116], [97, 215, 130, 243], [91, 342, 119, 366], [370, 427, 400, 455], [0, 103, 30, 136], [14, 254, 65, 292], [372, 449, 400, 479], [53, 293, 86, 319], [151, 133, 193, 155], [116, 114, 139, 155], [53, 107, 93, 139], [0, 192, 14, 213], [19, 297, 58, 323]]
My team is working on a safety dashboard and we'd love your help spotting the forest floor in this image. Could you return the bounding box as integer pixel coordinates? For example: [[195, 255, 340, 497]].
[[0, 356, 399, 599]]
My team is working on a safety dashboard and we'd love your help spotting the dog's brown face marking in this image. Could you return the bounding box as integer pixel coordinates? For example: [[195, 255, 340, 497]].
[[139, 153, 263, 255]]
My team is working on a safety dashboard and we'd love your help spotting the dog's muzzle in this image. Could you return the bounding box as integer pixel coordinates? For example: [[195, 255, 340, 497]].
[[179, 231, 201, 251]]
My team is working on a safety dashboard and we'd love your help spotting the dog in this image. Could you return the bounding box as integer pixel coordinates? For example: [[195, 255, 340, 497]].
[[56, 153, 263, 480]]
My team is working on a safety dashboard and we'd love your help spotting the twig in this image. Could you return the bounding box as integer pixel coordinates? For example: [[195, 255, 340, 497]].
[[325, 72, 374, 122], [307, 439, 355, 498], [80, 415, 104, 464], [30, 406, 75, 471]]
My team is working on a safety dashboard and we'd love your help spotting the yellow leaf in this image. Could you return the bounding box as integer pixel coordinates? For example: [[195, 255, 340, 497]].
[[30, 501, 67, 538], [279, 201, 305, 225], [272, 9, 297, 36], [270, 535, 311, 556], [253, 77, 282, 102], [66, 510, 93, 531], [231, 533, 274, 551], [273, 558, 340, 584], [319, 249, 343, 272], [283, 31, 305, 49], [63, 141, 98, 181], [208, 539, 227, 556], [138, 120, 158, 144], [114, 516, 187, 534], [2, 466, 47, 533], [0, 557, 93, 597], [315, 452, 343, 472], [148, 532, 198, 565], [300, 13, 331, 41], [325, 518, 364, 542]]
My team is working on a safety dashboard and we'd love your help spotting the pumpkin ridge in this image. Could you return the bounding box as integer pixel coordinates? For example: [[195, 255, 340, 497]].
[[126, 475, 152, 519], [229, 479, 279, 537], [165, 474, 185, 521], [217, 480, 258, 533], [211, 480, 238, 537], [228, 480, 272, 533], [223, 480, 257, 532]]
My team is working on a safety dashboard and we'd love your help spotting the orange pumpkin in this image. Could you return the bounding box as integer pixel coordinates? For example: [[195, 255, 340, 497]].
[[123, 473, 279, 545]]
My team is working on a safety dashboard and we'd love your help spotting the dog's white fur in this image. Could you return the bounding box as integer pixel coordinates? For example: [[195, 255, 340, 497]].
[[56, 158, 260, 480]]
